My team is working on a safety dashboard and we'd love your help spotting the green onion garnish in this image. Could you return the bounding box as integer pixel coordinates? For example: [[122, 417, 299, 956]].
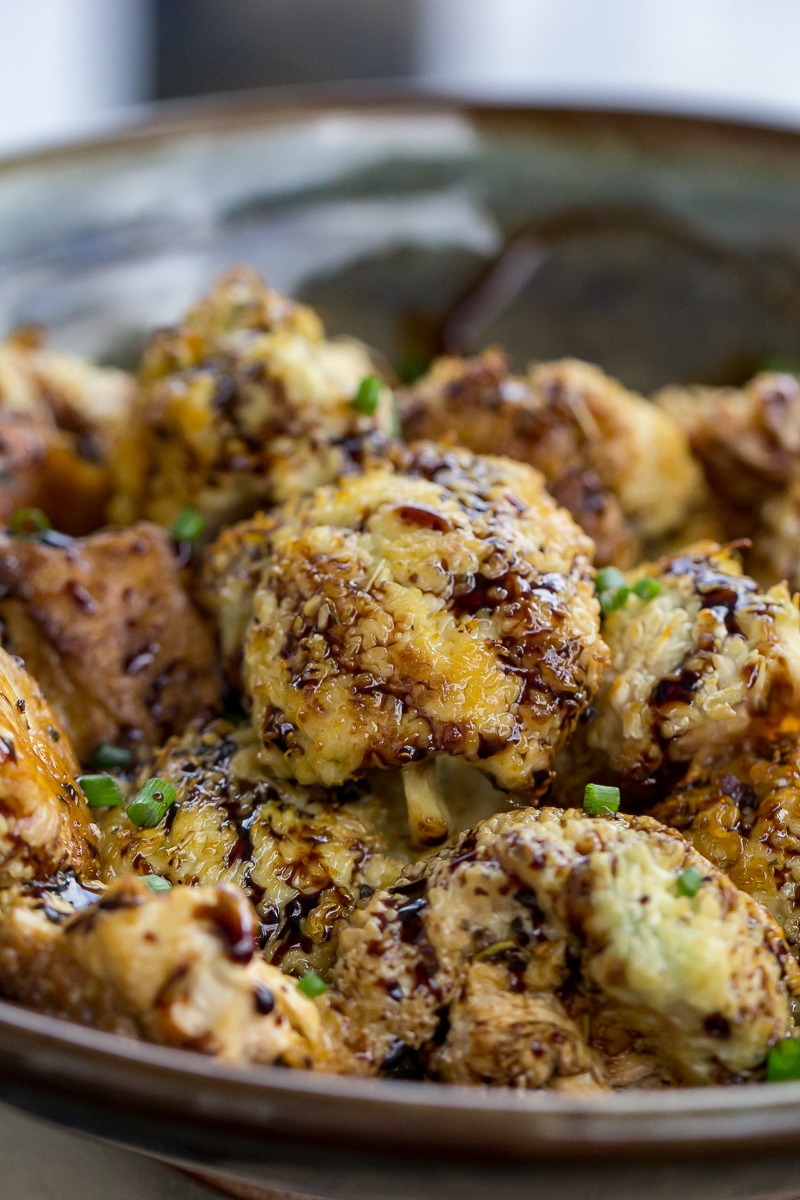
[[9, 508, 50, 535], [77, 773, 124, 808], [632, 576, 661, 601], [768, 1038, 800, 1081], [171, 507, 205, 544], [143, 875, 172, 894], [297, 970, 327, 999], [599, 586, 629, 613], [677, 865, 704, 897], [595, 566, 626, 592], [126, 777, 176, 828], [584, 783, 621, 817], [352, 375, 384, 416], [90, 742, 133, 769]]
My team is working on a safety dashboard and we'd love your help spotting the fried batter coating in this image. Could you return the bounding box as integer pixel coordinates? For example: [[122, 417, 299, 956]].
[[199, 511, 278, 688], [399, 352, 706, 567], [588, 543, 800, 786], [0, 329, 134, 534], [0, 646, 98, 887], [109, 268, 392, 536], [0, 522, 221, 760], [4, 876, 324, 1065], [96, 717, 412, 977], [650, 729, 800, 950], [656, 372, 800, 588], [244, 443, 608, 798], [327, 808, 799, 1086]]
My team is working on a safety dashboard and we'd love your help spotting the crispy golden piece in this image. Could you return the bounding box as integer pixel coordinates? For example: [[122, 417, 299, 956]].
[[109, 268, 393, 536], [199, 511, 278, 687], [656, 371, 800, 588], [3, 876, 324, 1065], [399, 352, 706, 567], [244, 443, 608, 800], [96, 717, 411, 977], [0, 523, 221, 760], [0, 329, 134, 534], [327, 808, 799, 1086], [0, 646, 98, 887], [650, 729, 800, 950], [588, 543, 800, 786]]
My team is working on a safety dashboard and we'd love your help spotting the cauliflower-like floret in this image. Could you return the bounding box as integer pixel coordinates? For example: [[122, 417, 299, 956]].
[[6, 876, 324, 1066], [0, 522, 221, 760], [199, 511, 278, 687], [109, 268, 393, 535], [96, 717, 412, 977], [327, 808, 799, 1086], [244, 443, 608, 806], [650, 728, 800, 950], [0, 329, 134, 535], [399, 352, 706, 566], [588, 543, 800, 785], [656, 371, 800, 588]]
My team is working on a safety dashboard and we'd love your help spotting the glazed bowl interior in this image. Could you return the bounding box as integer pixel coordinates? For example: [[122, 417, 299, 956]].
[[4, 85, 800, 1191]]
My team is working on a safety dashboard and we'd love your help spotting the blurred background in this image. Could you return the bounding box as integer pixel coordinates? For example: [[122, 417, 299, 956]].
[[3, 0, 800, 155]]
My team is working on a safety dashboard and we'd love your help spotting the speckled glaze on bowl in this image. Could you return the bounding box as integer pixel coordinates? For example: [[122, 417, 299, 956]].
[[4, 84, 800, 1199]]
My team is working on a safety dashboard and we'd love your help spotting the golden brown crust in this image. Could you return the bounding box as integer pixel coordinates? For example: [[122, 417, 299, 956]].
[[0, 523, 221, 760], [399, 352, 705, 566], [0, 646, 98, 886], [0, 333, 134, 535], [109, 267, 392, 535], [650, 728, 800, 950], [3, 876, 324, 1065], [589, 543, 800, 785], [95, 717, 411, 977], [244, 442, 608, 792], [327, 808, 798, 1086]]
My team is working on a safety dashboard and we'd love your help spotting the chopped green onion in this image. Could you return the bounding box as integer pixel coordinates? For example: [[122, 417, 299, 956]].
[[473, 939, 516, 963], [78, 773, 124, 809], [599, 586, 629, 613], [297, 970, 327, 999], [632, 576, 661, 602], [352, 375, 384, 416], [595, 566, 626, 592], [90, 742, 133, 769], [143, 875, 172, 894], [768, 1038, 800, 1081], [126, 777, 176, 828], [171, 507, 205, 544], [584, 783, 621, 817], [9, 508, 50, 535], [677, 865, 704, 897]]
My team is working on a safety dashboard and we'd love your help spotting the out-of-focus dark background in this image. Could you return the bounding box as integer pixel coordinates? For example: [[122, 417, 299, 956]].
[[3, 0, 800, 155]]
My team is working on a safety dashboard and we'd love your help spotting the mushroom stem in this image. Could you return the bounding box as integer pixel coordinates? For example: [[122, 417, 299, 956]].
[[402, 759, 451, 847]]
